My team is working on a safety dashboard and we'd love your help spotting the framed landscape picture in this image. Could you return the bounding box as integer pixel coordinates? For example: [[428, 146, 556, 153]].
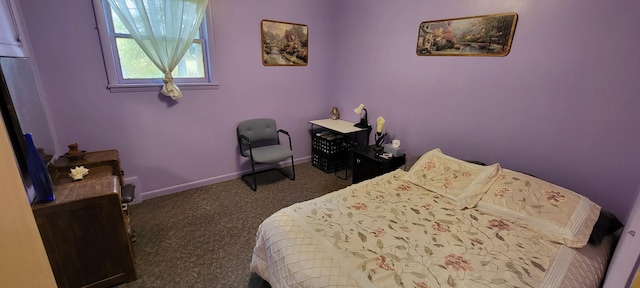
[[416, 12, 518, 57], [261, 20, 308, 66]]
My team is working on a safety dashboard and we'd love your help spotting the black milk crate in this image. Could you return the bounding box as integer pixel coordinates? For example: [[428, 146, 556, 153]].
[[312, 153, 346, 173], [312, 132, 347, 155]]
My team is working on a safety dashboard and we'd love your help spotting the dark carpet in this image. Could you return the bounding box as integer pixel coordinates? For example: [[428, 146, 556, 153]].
[[116, 162, 352, 288]]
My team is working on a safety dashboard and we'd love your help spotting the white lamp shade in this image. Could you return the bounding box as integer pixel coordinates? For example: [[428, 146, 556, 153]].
[[376, 116, 385, 133], [353, 104, 365, 115]]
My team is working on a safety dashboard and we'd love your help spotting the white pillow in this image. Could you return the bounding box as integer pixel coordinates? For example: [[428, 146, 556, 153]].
[[475, 169, 600, 248], [401, 148, 502, 209]]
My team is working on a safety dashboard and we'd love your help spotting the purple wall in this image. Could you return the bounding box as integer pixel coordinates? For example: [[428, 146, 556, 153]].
[[330, 0, 640, 221], [18, 0, 336, 198], [17, 1, 640, 221]]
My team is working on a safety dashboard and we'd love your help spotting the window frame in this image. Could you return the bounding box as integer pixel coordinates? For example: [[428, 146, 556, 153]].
[[92, 0, 218, 93]]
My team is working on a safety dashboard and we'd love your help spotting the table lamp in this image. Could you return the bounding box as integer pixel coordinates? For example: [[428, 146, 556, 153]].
[[353, 104, 369, 128], [374, 116, 386, 151]]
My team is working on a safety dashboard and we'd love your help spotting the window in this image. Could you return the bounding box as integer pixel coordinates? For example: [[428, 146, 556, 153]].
[[92, 0, 217, 92]]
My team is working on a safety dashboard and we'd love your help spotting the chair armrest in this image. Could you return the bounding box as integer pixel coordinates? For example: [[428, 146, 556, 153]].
[[238, 134, 253, 157], [278, 129, 293, 149], [240, 134, 252, 144], [278, 129, 290, 136]]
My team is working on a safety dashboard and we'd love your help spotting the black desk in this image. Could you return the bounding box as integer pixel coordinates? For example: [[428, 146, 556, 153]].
[[309, 119, 371, 178]]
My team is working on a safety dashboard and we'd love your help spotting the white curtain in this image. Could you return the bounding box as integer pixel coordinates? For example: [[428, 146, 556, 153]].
[[106, 0, 209, 100]]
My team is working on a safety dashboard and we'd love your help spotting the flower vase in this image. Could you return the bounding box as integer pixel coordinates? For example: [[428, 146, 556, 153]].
[[24, 133, 55, 203], [374, 132, 386, 151]]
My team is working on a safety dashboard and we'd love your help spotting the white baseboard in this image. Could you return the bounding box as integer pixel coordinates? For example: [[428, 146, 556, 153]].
[[136, 156, 311, 203]]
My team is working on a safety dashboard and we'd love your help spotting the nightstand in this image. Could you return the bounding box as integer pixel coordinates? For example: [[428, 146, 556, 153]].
[[352, 145, 406, 184]]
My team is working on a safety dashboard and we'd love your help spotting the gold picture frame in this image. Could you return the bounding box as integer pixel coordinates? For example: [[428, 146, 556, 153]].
[[416, 12, 518, 57], [261, 20, 308, 66]]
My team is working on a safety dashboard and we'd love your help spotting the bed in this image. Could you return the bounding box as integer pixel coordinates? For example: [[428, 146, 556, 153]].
[[250, 148, 621, 287]]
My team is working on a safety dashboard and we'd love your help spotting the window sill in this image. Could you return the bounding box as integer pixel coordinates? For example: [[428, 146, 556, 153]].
[[106, 82, 220, 93]]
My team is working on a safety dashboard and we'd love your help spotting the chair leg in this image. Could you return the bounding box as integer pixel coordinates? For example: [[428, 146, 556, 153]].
[[242, 161, 257, 191], [252, 162, 259, 191], [289, 156, 296, 180], [242, 158, 295, 191]]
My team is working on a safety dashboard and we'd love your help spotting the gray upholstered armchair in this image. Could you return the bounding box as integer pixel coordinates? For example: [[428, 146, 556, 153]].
[[237, 118, 295, 191]]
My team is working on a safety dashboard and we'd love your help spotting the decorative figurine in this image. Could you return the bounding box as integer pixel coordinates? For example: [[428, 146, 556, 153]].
[[330, 106, 340, 120], [64, 143, 86, 161], [69, 166, 89, 181]]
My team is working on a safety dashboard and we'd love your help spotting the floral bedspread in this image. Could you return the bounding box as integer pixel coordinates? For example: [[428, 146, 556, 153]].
[[251, 170, 583, 287]]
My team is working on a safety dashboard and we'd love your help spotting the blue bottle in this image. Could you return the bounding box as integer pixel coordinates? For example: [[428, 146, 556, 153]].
[[24, 133, 54, 203]]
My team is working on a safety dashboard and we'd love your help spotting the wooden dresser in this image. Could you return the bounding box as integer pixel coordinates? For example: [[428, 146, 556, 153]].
[[33, 150, 136, 288], [48, 149, 123, 185]]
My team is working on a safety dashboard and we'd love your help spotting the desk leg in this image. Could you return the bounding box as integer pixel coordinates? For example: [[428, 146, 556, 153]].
[[335, 159, 348, 180]]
